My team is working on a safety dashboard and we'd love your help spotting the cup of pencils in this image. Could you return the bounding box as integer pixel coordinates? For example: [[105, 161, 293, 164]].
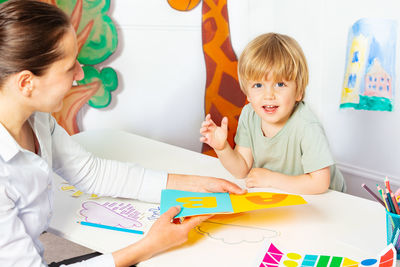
[[386, 211, 400, 258], [362, 178, 400, 259]]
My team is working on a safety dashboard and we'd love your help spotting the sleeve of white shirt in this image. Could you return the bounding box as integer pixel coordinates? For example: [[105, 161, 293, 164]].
[[0, 181, 115, 267], [0, 183, 46, 266], [60, 254, 114, 267], [49, 116, 167, 203]]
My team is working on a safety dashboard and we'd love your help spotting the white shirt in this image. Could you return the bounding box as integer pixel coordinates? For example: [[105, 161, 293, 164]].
[[0, 112, 168, 267]]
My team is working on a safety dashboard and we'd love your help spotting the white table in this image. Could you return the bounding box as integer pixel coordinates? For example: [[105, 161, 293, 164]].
[[49, 129, 388, 266]]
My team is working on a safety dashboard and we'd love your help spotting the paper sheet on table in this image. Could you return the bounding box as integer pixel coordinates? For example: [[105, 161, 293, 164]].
[[160, 190, 306, 218]]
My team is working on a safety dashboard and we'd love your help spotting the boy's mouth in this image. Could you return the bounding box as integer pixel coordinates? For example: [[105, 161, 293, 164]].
[[262, 105, 278, 114]]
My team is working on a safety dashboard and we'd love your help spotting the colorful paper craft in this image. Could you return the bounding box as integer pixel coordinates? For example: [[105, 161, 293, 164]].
[[160, 190, 307, 218], [258, 242, 396, 267]]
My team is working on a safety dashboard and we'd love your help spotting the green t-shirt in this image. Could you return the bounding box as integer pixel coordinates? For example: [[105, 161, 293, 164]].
[[234, 102, 346, 192]]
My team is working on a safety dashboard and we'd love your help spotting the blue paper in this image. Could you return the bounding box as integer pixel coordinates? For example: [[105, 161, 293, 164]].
[[160, 189, 233, 218]]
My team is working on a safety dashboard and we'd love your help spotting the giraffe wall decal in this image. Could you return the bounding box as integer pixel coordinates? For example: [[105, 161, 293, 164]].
[[168, 0, 247, 157]]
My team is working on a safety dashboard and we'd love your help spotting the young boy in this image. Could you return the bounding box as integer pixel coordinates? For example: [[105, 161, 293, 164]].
[[200, 33, 346, 194]]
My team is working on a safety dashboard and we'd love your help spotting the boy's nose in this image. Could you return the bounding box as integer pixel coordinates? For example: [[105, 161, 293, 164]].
[[263, 86, 275, 99]]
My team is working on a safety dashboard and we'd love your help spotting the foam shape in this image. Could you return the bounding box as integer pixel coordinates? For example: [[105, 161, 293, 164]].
[[342, 257, 359, 266], [260, 263, 279, 267], [360, 258, 377, 266], [268, 243, 284, 255], [316, 255, 330, 266], [301, 254, 318, 266], [378, 244, 395, 267], [61, 185, 75, 191], [330, 256, 344, 267], [72, 191, 84, 197], [263, 253, 280, 265], [379, 246, 394, 263], [282, 260, 299, 267]]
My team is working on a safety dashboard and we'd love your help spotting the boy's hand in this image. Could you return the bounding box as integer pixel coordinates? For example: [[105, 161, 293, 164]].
[[245, 168, 273, 188], [199, 114, 228, 151]]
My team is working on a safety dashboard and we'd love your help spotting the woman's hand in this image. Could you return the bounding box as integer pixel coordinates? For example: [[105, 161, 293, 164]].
[[112, 206, 211, 267], [167, 173, 246, 194], [143, 206, 211, 254]]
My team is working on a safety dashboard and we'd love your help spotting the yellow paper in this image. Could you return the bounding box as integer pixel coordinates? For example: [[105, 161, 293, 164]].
[[230, 192, 307, 213]]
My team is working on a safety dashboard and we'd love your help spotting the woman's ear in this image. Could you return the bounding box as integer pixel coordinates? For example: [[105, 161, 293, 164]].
[[17, 70, 34, 97]]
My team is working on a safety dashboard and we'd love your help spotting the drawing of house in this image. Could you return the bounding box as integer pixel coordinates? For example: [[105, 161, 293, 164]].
[[364, 58, 392, 99]]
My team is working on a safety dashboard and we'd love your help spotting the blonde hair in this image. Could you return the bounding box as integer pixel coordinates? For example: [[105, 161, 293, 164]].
[[238, 33, 309, 101]]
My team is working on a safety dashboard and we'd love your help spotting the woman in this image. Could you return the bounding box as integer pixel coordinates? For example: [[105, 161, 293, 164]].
[[0, 1, 245, 266]]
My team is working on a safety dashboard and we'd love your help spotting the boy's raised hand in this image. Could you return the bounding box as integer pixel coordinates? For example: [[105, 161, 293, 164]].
[[199, 114, 228, 151]]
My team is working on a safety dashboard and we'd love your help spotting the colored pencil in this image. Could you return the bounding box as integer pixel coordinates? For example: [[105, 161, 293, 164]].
[[385, 189, 396, 214], [377, 185, 390, 212], [385, 176, 392, 193], [361, 183, 385, 207], [77, 221, 144, 235]]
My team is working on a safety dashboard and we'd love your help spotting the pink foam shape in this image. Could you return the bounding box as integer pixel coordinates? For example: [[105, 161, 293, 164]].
[[268, 243, 283, 255], [262, 253, 279, 264]]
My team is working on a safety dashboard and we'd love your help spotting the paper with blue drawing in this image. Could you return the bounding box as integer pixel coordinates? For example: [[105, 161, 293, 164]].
[[341, 18, 397, 111], [160, 190, 307, 218]]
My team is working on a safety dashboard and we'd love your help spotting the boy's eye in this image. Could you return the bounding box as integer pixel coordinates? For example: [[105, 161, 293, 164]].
[[275, 82, 285, 88], [252, 83, 263, 88]]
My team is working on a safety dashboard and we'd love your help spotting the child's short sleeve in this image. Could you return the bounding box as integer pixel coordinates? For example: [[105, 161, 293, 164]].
[[300, 122, 335, 173], [234, 104, 252, 148]]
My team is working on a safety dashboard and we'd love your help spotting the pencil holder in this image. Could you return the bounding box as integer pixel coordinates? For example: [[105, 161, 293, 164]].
[[386, 211, 400, 259]]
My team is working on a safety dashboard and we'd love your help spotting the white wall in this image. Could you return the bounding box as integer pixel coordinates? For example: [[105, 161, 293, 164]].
[[78, 0, 206, 152], [78, 0, 400, 199]]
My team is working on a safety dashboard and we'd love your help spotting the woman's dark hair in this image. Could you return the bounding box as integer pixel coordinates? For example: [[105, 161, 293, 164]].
[[0, 0, 71, 87]]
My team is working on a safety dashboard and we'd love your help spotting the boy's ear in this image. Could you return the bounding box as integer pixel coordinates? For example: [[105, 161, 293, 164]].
[[295, 90, 303, 102], [17, 70, 34, 97]]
